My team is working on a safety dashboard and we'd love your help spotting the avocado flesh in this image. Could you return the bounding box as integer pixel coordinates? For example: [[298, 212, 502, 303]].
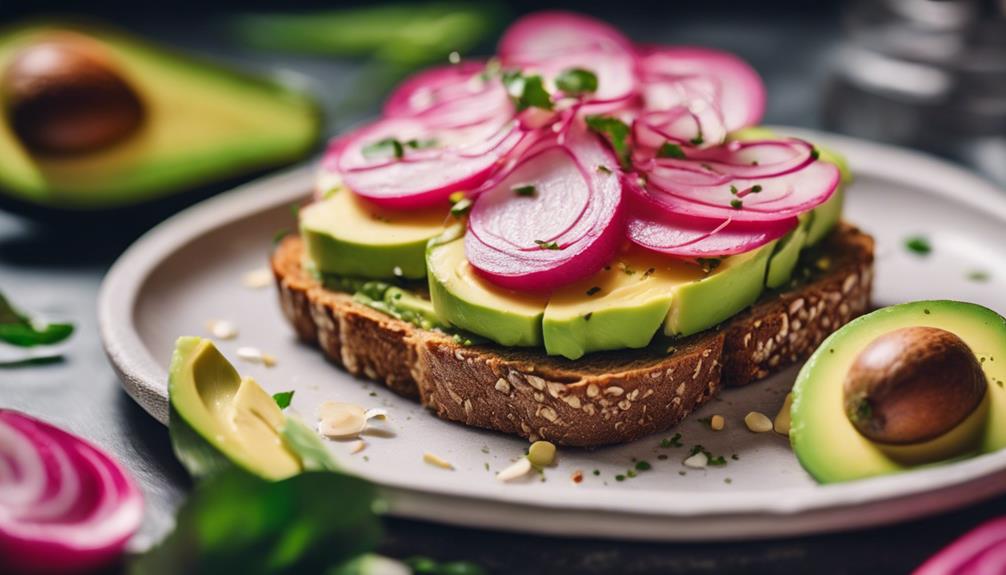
[[427, 229, 548, 347], [664, 242, 775, 337], [301, 187, 447, 279], [0, 24, 319, 209], [168, 336, 302, 480], [766, 218, 809, 289], [543, 247, 711, 360], [790, 301, 1006, 484]]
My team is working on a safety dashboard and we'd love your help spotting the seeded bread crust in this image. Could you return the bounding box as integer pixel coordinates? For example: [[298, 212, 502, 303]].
[[271, 223, 874, 446]]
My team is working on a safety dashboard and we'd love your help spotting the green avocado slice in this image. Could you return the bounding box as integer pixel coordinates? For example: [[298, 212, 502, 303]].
[[168, 336, 336, 480], [765, 218, 809, 290], [427, 227, 548, 347], [0, 23, 320, 210], [791, 301, 1006, 484], [301, 186, 448, 279]]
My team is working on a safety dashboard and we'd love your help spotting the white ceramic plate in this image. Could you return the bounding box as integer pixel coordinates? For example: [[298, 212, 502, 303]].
[[100, 129, 1006, 541]]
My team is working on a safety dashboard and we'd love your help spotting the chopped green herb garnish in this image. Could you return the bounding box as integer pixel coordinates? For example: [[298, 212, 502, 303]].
[[512, 184, 537, 197], [905, 235, 932, 255], [967, 270, 991, 283], [585, 115, 632, 170], [708, 455, 727, 466], [657, 142, 687, 159], [696, 258, 721, 274], [750, 185, 763, 193], [586, 286, 601, 296], [657, 454, 668, 460], [554, 67, 598, 96], [724, 477, 733, 484], [289, 202, 300, 218], [502, 70, 553, 111], [660, 433, 683, 448], [730, 185, 739, 195], [615, 474, 626, 482], [450, 198, 473, 218], [404, 138, 437, 150], [596, 165, 613, 175], [810, 147, 820, 160], [361, 137, 405, 160], [272, 390, 295, 409], [690, 134, 704, 146], [730, 199, 743, 209], [593, 469, 600, 476], [634, 460, 652, 471], [731, 454, 740, 461], [534, 240, 560, 250], [626, 469, 637, 478], [0, 292, 74, 348]]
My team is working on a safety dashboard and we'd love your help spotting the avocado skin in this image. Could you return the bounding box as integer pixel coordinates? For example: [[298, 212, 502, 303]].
[[0, 21, 322, 217], [790, 300, 1006, 484]]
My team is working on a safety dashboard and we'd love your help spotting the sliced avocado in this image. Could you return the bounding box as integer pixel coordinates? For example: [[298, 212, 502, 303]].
[[0, 23, 319, 211], [427, 226, 547, 347], [543, 247, 707, 360], [168, 336, 335, 480], [791, 301, 1006, 484], [665, 242, 775, 337], [765, 218, 809, 289], [301, 186, 448, 279]]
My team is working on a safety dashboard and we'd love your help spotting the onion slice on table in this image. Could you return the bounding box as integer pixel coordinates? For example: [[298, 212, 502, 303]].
[[326, 113, 526, 210], [639, 156, 841, 223], [0, 410, 143, 574], [624, 176, 797, 257], [383, 61, 511, 131], [465, 121, 624, 292], [498, 11, 638, 111], [914, 516, 1006, 575], [638, 46, 766, 146]]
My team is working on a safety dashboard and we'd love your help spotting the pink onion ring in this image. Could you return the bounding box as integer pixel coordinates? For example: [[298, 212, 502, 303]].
[[0, 410, 143, 574], [466, 121, 624, 292], [915, 517, 1006, 575]]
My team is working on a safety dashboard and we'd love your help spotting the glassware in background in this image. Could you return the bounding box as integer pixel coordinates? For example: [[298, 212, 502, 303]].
[[824, 0, 1006, 186]]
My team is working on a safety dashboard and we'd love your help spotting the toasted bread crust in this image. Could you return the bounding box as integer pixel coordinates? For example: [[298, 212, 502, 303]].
[[272, 223, 874, 446]]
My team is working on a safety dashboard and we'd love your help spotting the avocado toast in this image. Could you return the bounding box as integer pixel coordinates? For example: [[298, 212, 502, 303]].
[[271, 11, 875, 446]]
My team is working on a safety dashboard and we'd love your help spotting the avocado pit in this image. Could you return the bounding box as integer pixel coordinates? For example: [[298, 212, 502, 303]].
[[2, 34, 145, 155], [843, 326, 987, 445]]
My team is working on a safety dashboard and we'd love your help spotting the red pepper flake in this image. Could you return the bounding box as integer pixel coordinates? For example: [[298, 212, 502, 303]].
[[571, 469, 584, 484]]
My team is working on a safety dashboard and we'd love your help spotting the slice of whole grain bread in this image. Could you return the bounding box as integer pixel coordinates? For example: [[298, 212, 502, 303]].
[[271, 223, 874, 446]]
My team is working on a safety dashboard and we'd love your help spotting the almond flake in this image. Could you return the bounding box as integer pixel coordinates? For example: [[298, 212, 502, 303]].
[[423, 452, 454, 470], [496, 457, 533, 482], [317, 401, 368, 438], [242, 267, 273, 289], [349, 440, 367, 454], [236, 346, 264, 364], [745, 411, 774, 433], [684, 451, 708, 469], [205, 319, 238, 340]]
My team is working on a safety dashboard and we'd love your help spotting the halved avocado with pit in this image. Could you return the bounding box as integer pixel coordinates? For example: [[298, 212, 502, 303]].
[[0, 23, 320, 213], [791, 300, 1006, 483], [168, 336, 335, 480]]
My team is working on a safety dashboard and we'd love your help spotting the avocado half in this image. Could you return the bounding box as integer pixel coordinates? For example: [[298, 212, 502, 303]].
[[0, 22, 321, 215], [168, 336, 336, 480], [791, 300, 1006, 484]]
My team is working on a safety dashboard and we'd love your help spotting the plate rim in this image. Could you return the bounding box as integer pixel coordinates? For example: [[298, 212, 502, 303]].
[[99, 127, 1006, 540]]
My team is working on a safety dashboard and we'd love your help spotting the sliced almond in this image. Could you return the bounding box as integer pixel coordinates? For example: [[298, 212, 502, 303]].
[[236, 346, 264, 364], [745, 411, 774, 433], [317, 401, 368, 438], [423, 452, 454, 470], [496, 457, 533, 482], [242, 267, 273, 289], [683, 451, 708, 469], [205, 319, 238, 340], [349, 440, 367, 454]]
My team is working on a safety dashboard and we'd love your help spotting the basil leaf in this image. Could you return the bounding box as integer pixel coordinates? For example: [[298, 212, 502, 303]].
[[585, 115, 631, 170], [272, 390, 295, 409], [555, 67, 598, 96], [0, 292, 73, 348], [130, 468, 380, 575]]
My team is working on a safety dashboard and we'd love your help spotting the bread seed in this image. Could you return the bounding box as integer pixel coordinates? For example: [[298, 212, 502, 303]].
[[526, 374, 546, 390], [495, 378, 511, 393], [586, 383, 600, 397]]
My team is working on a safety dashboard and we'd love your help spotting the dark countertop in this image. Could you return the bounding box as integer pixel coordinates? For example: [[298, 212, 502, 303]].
[[2, 6, 1004, 574]]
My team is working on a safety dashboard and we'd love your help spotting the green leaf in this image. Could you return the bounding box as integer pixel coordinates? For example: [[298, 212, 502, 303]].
[[0, 292, 73, 348], [555, 67, 598, 96], [585, 115, 631, 170], [502, 71, 553, 112], [272, 390, 295, 409], [361, 138, 405, 160], [130, 468, 381, 575], [905, 235, 932, 256], [657, 142, 686, 159], [405, 556, 487, 575]]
